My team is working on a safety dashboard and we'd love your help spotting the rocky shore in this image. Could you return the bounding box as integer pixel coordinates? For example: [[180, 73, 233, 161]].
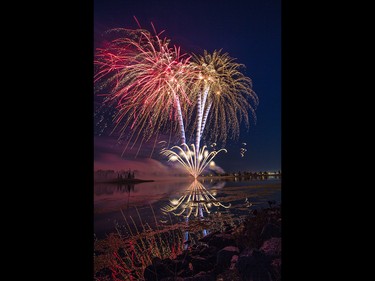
[[142, 206, 281, 281]]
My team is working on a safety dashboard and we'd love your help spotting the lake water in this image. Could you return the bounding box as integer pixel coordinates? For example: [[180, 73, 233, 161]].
[[94, 177, 281, 239]]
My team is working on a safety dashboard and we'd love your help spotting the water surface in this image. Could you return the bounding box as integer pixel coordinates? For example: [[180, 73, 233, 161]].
[[94, 177, 281, 239]]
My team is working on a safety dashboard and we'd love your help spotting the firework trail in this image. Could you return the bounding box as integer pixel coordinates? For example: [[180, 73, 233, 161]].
[[186, 50, 259, 152], [94, 24, 198, 151]]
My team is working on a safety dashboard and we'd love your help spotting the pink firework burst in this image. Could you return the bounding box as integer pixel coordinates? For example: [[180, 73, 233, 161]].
[[94, 23, 198, 152]]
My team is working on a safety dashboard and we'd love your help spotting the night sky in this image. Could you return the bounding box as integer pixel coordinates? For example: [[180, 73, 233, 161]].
[[94, 0, 281, 173]]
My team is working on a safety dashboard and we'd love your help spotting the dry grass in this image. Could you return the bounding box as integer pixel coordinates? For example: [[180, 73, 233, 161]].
[[94, 204, 245, 280]]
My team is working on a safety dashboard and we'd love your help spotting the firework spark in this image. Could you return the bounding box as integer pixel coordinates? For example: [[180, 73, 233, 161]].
[[161, 143, 227, 178]]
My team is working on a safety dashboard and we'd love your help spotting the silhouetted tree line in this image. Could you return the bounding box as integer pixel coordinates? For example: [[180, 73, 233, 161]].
[[94, 169, 137, 180], [117, 169, 135, 180]]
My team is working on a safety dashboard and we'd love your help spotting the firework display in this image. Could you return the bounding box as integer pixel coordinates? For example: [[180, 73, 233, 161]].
[[94, 22, 258, 178], [94, 26, 197, 148], [160, 143, 227, 179], [188, 50, 258, 151]]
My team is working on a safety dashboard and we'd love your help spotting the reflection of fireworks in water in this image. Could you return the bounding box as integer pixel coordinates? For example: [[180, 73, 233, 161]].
[[161, 143, 227, 179], [162, 180, 231, 217]]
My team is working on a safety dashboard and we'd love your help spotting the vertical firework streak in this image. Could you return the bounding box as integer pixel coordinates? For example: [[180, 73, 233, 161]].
[[174, 94, 186, 145], [195, 85, 210, 159], [200, 101, 212, 137]]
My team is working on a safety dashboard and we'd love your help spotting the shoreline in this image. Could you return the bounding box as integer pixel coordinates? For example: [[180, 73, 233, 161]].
[[94, 206, 281, 280], [94, 178, 155, 184], [94, 175, 281, 184]]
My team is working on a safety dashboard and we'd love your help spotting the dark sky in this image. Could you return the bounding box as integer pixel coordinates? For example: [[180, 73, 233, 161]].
[[94, 0, 281, 173]]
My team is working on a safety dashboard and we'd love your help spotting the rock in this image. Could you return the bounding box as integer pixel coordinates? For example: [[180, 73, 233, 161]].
[[163, 254, 193, 278], [182, 270, 215, 281], [164, 258, 186, 275], [168, 259, 185, 273], [271, 258, 281, 268], [163, 258, 173, 266], [190, 244, 208, 256], [196, 243, 208, 251], [199, 231, 220, 238], [143, 264, 167, 281], [199, 231, 220, 243], [260, 237, 281, 257], [216, 246, 240, 269], [177, 266, 193, 278], [144, 257, 174, 281], [236, 248, 277, 281], [152, 257, 162, 265], [230, 255, 239, 270], [223, 224, 233, 232], [202, 233, 236, 249], [177, 250, 191, 262], [190, 256, 214, 274], [216, 268, 242, 281], [260, 223, 281, 241], [160, 277, 184, 281], [199, 245, 218, 264]]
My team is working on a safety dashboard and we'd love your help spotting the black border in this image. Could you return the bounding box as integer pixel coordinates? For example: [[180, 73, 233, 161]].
[[18, 0, 340, 279], [24, 0, 95, 279]]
